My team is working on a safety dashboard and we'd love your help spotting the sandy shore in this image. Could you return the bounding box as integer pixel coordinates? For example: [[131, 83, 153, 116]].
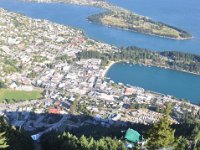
[[102, 61, 116, 78]]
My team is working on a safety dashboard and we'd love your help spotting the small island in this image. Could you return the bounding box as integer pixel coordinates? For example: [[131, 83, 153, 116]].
[[87, 11, 192, 40], [24, 0, 192, 40], [0, 7, 200, 150]]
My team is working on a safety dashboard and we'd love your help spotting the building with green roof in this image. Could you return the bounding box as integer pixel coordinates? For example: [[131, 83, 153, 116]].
[[124, 128, 143, 148], [125, 128, 141, 143]]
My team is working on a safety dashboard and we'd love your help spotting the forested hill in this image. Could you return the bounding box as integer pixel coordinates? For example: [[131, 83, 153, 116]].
[[87, 12, 192, 40], [77, 46, 200, 75]]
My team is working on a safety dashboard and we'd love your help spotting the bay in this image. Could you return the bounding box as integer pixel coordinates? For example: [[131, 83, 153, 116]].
[[0, 0, 200, 103], [106, 63, 200, 104]]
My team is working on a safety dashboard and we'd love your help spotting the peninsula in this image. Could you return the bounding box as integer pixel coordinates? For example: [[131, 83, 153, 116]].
[[88, 11, 191, 40], [0, 7, 199, 124], [77, 46, 200, 76], [0, 7, 199, 150], [24, 0, 192, 40]]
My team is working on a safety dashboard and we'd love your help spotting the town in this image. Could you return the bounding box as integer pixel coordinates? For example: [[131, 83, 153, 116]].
[[0, 8, 200, 141]]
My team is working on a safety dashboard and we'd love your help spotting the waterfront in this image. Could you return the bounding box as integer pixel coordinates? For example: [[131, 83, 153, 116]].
[[108, 0, 200, 53], [0, 0, 200, 103], [0, 1, 200, 146], [106, 63, 200, 104], [0, 0, 200, 54]]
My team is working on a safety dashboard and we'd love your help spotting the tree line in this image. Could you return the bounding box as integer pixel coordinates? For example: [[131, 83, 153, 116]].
[[87, 12, 191, 39], [0, 117, 34, 150], [40, 103, 200, 150], [76, 46, 200, 74], [0, 105, 199, 149]]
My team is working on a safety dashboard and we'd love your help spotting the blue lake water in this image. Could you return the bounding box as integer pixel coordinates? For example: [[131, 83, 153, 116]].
[[106, 63, 200, 103], [0, 0, 200, 103], [108, 0, 200, 54], [0, 0, 200, 54]]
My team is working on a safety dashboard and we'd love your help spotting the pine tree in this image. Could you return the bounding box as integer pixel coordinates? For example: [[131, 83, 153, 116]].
[[0, 132, 8, 149], [191, 124, 200, 150], [87, 137, 95, 150], [96, 138, 107, 150], [116, 141, 126, 150], [80, 135, 89, 150], [174, 136, 189, 150], [0, 116, 34, 150], [147, 103, 175, 150]]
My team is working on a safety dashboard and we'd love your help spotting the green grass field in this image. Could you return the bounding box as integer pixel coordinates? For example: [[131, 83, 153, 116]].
[[0, 89, 43, 103]]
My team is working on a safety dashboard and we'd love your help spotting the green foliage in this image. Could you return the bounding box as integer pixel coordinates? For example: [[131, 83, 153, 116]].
[[88, 11, 191, 39], [0, 117, 34, 150], [3, 65, 17, 74], [77, 46, 200, 74], [27, 71, 37, 78], [191, 123, 200, 149], [0, 132, 9, 149], [2, 59, 20, 75], [77, 50, 109, 66], [46, 63, 54, 69], [70, 99, 78, 113], [0, 81, 6, 89], [174, 136, 189, 150], [55, 54, 70, 62], [78, 102, 91, 115], [33, 55, 47, 63], [41, 131, 126, 150], [147, 103, 175, 150], [130, 103, 149, 109], [70, 96, 80, 113], [40, 118, 199, 150]]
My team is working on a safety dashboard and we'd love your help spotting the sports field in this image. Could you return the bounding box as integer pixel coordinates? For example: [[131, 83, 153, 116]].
[[0, 89, 43, 103]]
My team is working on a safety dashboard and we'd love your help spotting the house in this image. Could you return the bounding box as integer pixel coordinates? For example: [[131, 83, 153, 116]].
[[98, 93, 114, 101], [124, 88, 135, 96], [17, 85, 33, 91], [10, 82, 18, 89], [48, 108, 60, 114], [54, 101, 61, 107], [44, 99, 53, 107], [111, 114, 121, 121], [125, 128, 143, 148]]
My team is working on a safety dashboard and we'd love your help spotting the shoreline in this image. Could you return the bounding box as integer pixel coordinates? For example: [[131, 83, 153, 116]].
[[111, 61, 200, 76], [102, 61, 116, 78], [136, 62, 200, 76], [23, 0, 192, 40], [88, 20, 192, 41], [103, 61, 200, 106], [102, 60, 200, 80]]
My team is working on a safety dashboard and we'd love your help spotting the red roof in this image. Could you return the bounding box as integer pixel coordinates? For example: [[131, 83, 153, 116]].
[[125, 88, 135, 96], [48, 108, 60, 114]]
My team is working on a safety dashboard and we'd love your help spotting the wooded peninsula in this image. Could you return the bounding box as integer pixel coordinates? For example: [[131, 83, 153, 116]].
[[88, 11, 192, 40], [77, 46, 200, 75]]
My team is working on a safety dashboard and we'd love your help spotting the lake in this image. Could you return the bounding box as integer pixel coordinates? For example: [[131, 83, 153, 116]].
[[0, 0, 200, 54], [0, 0, 200, 103], [106, 63, 200, 103]]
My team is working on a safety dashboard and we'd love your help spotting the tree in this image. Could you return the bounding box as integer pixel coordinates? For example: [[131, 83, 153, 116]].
[[174, 136, 189, 150], [191, 124, 200, 150], [0, 117, 34, 150], [87, 137, 95, 150], [80, 135, 89, 150], [96, 138, 107, 150], [41, 130, 127, 150], [0, 132, 8, 149], [147, 103, 175, 150], [0, 80, 6, 89]]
